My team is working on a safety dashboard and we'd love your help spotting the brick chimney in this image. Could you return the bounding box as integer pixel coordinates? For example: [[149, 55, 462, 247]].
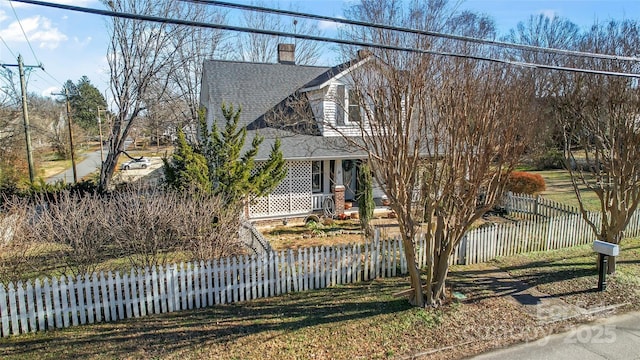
[[357, 49, 372, 59], [278, 44, 295, 65]]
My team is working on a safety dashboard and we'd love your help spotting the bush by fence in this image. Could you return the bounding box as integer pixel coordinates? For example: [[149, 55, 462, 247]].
[[506, 172, 546, 194], [0, 187, 244, 283]]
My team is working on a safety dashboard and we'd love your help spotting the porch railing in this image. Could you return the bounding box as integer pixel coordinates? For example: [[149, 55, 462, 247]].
[[312, 194, 333, 211]]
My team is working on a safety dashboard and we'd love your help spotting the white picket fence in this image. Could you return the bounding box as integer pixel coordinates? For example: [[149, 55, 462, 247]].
[[0, 236, 410, 338], [504, 193, 579, 220], [461, 208, 640, 264], [2, 197, 640, 337]]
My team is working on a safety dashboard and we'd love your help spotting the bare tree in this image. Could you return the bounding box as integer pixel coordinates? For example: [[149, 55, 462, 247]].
[[234, 0, 324, 65], [99, 0, 183, 191], [152, 2, 229, 131], [551, 20, 640, 274], [0, 69, 30, 186], [342, 0, 534, 306], [28, 94, 70, 160], [505, 15, 581, 167], [419, 62, 534, 305]]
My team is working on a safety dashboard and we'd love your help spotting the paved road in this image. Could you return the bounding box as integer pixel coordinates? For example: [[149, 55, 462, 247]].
[[47, 149, 103, 184], [471, 311, 640, 360]]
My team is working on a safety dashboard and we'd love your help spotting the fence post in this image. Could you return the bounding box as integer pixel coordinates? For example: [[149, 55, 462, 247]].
[[458, 235, 467, 265]]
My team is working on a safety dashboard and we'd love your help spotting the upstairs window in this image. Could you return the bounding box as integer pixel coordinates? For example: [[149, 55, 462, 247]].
[[336, 85, 346, 126], [348, 90, 361, 122]]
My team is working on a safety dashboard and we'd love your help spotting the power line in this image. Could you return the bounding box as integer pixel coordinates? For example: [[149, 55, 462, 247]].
[[42, 68, 64, 87], [9, 0, 42, 65], [32, 71, 61, 91], [0, 35, 17, 59], [182, 0, 640, 62], [10, 0, 640, 79]]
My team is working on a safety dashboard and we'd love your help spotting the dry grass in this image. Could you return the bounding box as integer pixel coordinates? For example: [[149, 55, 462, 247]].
[[493, 237, 640, 311], [0, 277, 550, 360], [1, 238, 637, 360]]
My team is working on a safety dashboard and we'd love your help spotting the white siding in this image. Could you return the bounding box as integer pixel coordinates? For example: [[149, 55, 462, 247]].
[[314, 82, 366, 137]]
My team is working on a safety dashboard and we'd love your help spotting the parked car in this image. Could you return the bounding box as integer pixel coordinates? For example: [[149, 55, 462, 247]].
[[121, 157, 151, 170]]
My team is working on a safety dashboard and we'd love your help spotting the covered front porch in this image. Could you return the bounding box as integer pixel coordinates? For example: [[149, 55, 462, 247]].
[[249, 159, 374, 220]]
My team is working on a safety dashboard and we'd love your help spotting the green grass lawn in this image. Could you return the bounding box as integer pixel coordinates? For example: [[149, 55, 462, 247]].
[[531, 169, 601, 211]]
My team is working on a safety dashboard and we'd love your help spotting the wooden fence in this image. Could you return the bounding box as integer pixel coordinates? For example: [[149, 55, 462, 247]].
[[3, 197, 640, 337], [0, 235, 408, 338], [504, 193, 579, 220]]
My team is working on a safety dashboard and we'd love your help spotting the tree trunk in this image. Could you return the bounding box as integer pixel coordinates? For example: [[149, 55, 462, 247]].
[[99, 152, 117, 191], [402, 238, 425, 307], [431, 249, 451, 304]]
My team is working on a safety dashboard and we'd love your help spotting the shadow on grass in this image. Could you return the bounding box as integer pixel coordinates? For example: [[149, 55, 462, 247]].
[[449, 260, 599, 303], [0, 280, 411, 359]]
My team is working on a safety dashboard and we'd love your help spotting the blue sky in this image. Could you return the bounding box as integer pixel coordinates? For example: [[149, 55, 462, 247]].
[[2, 0, 640, 102]]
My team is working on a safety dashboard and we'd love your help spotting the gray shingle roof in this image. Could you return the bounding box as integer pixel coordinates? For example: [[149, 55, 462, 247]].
[[201, 60, 330, 128], [200, 59, 367, 161], [246, 128, 366, 161]]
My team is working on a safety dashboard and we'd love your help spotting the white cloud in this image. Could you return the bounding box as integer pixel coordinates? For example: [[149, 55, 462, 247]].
[[41, 86, 60, 98], [1, 0, 96, 8], [0, 10, 7, 24], [0, 16, 68, 50], [73, 36, 92, 47], [318, 19, 343, 31]]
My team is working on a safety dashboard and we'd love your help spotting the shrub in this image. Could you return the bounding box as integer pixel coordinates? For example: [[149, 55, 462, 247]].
[[2, 186, 244, 280], [506, 171, 546, 194], [533, 149, 564, 170]]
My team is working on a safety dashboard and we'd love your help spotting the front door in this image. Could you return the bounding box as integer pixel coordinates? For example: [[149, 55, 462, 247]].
[[342, 160, 357, 201]]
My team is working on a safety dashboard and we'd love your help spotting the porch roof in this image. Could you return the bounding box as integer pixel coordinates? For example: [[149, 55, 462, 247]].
[[246, 129, 367, 161]]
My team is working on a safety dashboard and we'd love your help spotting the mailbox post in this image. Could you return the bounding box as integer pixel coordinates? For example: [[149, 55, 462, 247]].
[[593, 240, 620, 291]]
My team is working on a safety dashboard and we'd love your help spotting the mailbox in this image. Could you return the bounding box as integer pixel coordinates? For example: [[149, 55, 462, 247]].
[[593, 240, 620, 256], [593, 240, 619, 291]]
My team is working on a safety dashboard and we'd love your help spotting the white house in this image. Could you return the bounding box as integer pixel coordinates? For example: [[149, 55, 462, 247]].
[[200, 44, 385, 220]]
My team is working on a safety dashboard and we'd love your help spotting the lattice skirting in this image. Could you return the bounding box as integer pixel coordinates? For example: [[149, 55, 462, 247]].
[[250, 161, 312, 218]]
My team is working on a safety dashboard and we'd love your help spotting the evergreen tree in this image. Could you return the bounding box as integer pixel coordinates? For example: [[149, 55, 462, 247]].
[[164, 104, 287, 205], [357, 162, 375, 238], [204, 104, 287, 203], [163, 128, 211, 193], [64, 76, 108, 131]]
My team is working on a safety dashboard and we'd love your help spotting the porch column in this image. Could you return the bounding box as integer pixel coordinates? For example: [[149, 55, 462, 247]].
[[323, 160, 331, 194], [335, 159, 344, 186], [333, 159, 345, 215]]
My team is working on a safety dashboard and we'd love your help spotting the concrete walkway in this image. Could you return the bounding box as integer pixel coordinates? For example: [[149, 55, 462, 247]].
[[471, 311, 640, 360]]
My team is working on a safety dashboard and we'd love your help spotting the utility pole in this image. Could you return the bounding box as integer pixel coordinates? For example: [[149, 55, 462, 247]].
[[52, 87, 78, 183], [1, 55, 43, 184]]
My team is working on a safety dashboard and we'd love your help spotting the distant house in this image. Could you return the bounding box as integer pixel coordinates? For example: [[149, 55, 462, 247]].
[[200, 44, 385, 220]]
